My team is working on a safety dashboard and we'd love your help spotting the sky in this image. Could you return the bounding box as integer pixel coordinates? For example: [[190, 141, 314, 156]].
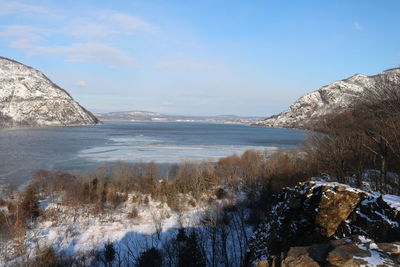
[[0, 0, 400, 116]]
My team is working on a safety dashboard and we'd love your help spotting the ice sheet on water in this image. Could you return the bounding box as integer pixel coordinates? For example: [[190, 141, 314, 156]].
[[78, 135, 279, 163]]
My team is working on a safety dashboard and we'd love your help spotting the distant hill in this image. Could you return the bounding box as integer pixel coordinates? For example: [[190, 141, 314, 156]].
[[254, 68, 400, 129], [96, 110, 263, 124], [0, 57, 98, 128]]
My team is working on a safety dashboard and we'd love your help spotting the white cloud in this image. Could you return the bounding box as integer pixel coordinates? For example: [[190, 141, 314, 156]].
[[0, 25, 135, 67], [31, 42, 136, 67], [353, 21, 362, 30], [66, 42, 135, 67], [67, 11, 156, 38], [0, 25, 53, 56], [0, 7, 153, 68], [0, 1, 48, 16], [0, 25, 46, 47], [108, 12, 155, 33]]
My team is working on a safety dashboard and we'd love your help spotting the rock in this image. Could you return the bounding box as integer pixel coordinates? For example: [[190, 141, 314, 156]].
[[315, 186, 361, 237], [327, 242, 371, 266], [0, 56, 98, 128], [281, 247, 319, 267], [336, 195, 400, 242], [255, 236, 400, 267], [377, 242, 400, 254], [247, 181, 400, 265], [254, 68, 400, 129], [255, 260, 270, 267], [327, 236, 399, 267]]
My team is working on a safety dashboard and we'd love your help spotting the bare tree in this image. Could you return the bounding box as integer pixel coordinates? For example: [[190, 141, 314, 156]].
[[356, 75, 400, 192], [151, 209, 166, 240]]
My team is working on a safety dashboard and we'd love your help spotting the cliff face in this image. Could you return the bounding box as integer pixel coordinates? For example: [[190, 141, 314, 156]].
[[0, 57, 98, 128], [247, 181, 400, 266], [254, 68, 400, 129]]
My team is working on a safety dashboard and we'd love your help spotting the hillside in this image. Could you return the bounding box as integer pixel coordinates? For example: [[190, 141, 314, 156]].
[[254, 68, 400, 129], [0, 57, 98, 128]]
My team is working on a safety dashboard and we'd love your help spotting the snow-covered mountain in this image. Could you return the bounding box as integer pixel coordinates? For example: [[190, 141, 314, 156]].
[[254, 68, 400, 129], [0, 57, 98, 128]]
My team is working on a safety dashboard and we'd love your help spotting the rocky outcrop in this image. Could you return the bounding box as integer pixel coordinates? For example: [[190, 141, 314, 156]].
[[247, 181, 400, 266], [254, 68, 400, 129], [276, 236, 400, 267], [0, 57, 98, 128]]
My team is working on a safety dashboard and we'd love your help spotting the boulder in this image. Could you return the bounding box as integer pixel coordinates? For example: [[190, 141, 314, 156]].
[[315, 185, 361, 237], [281, 247, 319, 267]]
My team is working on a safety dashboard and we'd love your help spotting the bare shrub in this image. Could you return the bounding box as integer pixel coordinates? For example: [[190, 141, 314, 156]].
[[20, 184, 40, 222], [216, 155, 243, 186], [264, 150, 311, 192], [127, 206, 139, 219], [151, 209, 167, 240]]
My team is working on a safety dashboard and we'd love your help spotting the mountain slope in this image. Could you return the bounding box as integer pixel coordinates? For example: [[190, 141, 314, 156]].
[[0, 57, 98, 128], [254, 68, 400, 129]]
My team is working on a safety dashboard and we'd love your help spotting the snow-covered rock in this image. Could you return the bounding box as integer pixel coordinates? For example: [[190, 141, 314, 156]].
[[277, 236, 400, 267], [0, 57, 98, 128], [247, 181, 400, 265], [254, 68, 400, 129]]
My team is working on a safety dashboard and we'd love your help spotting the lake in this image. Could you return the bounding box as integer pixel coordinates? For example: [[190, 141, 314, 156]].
[[0, 121, 308, 187]]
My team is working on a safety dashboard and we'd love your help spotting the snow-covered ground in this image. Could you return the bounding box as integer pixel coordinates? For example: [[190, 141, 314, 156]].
[[1, 195, 194, 264], [2, 180, 399, 266], [1, 191, 253, 266]]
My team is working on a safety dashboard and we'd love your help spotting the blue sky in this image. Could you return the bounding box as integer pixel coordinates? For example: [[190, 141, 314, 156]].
[[1, 0, 399, 116]]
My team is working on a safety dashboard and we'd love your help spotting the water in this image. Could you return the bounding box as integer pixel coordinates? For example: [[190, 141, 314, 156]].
[[0, 121, 308, 186]]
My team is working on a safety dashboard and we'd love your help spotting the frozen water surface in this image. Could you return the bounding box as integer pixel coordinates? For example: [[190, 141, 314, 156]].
[[0, 121, 308, 186]]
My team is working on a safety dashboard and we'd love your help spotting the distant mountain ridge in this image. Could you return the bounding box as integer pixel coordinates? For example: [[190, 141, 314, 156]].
[[0, 57, 98, 128], [96, 110, 263, 124], [254, 68, 400, 129]]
